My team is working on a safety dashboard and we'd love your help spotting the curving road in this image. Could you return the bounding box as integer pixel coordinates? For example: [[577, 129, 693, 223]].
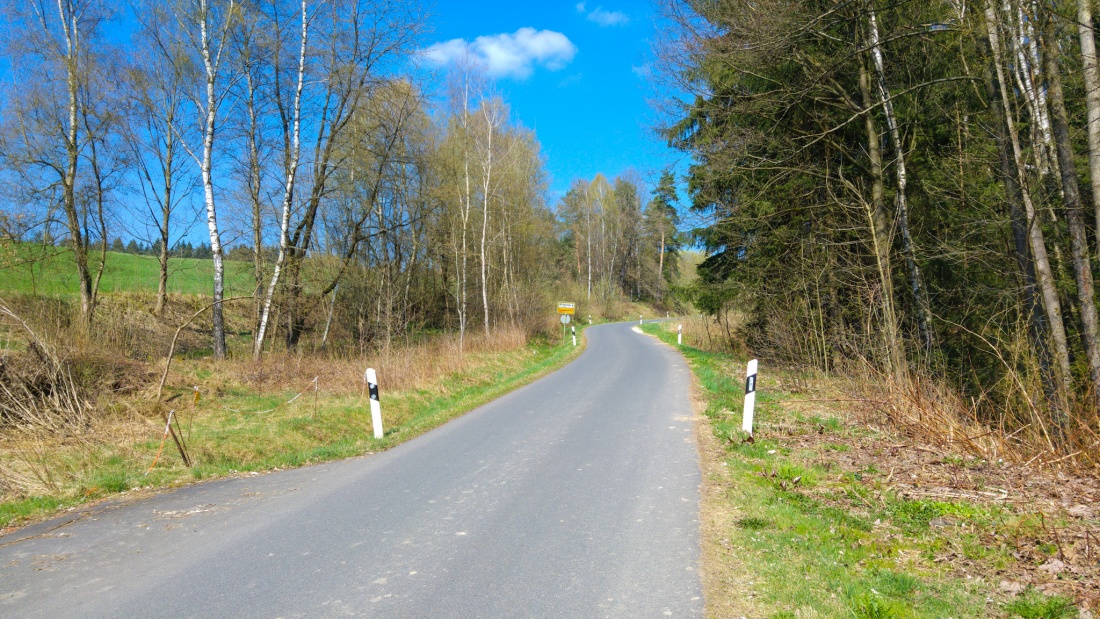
[[0, 322, 702, 618]]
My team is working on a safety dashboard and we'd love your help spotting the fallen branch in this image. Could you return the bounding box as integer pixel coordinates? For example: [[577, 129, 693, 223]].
[[156, 296, 252, 401], [145, 409, 176, 475]]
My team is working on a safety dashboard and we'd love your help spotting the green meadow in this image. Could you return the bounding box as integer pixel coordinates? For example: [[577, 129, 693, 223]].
[[0, 245, 253, 297]]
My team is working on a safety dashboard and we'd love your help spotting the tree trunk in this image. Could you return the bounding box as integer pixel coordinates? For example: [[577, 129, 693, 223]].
[[586, 185, 592, 301], [859, 55, 903, 378], [867, 3, 933, 353], [254, 0, 308, 359], [243, 49, 264, 334], [154, 114, 175, 318], [1009, 0, 1057, 180], [199, 0, 226, 359], [57, 0, 95, 329], [1077, 0, 1100, 262], [657, 228, 665, 302], [1044, 14, 1100, 410], [984, 38, 1060, 414], [459, 79, 473, 350], [479, 108, 493, 336], [154, 185, 172, 317], [985, 0, 1072, 420]]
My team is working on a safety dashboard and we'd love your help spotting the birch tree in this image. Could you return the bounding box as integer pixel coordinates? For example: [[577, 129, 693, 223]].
[[252, 0, 308, 359], [648, 170, 679, 303], [146, 0, 240, 358], [1041, 7, 1100, 410], [0, 0, 114, 329], [276, 0, 423, 350], [230, 1, 273, 334], [1077, 0, 1100, 260], [473, 99, 509, 335], [866, 1, 933, 353], [984, 0, 1072, 415]]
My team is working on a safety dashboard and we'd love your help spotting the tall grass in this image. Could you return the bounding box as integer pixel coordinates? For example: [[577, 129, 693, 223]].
[[662, 316, 1100, 474], [187, 327, 532, 397]]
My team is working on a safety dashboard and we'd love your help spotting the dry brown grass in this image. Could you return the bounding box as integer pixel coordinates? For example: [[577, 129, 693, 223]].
[[670, 313, 1100, 475], [842, 366, 1100, 477], [0, 299, 92, 433], [671, 313, 748, 355], [196, 327, 531, 398]]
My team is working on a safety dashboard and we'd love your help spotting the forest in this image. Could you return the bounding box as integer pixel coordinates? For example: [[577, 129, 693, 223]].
[[0, 0, 683, 358], [659, 0, 1100, 462]]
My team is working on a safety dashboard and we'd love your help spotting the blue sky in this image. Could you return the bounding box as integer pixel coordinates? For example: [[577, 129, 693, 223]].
[[0, 1, 687, 246], [419, 1, 679, 202]]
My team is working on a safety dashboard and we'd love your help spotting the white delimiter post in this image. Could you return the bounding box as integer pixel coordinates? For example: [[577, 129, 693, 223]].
[[742, 359, 758, 436], [677, 324, 683, 345], [571, 325, 576, 347], [639, 315, 643, 325], [365, 368, 383, 439]]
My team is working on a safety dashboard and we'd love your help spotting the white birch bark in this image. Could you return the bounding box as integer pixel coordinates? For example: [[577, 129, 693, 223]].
[[1042, 16, 1100, 412], [1007, 0, 1057, 179], [1077, 0, 1100, 260], [477, 102, 502, 336], [867, 3, 933, 352], [254, 0, 308, 359], [985, 0, 1074, 407], [198, 0, 232, 359], [56, 0, 95, 325], [459, 74, 473, 350], [586, 183, 592, 301]]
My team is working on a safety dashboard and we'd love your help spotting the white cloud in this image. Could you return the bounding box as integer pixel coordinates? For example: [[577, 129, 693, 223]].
[[587, 8, 630, 26], [575, 4, 630, 27], [420, 28, 578, 80]]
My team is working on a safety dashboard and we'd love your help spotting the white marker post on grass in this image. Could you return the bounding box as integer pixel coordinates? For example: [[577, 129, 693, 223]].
[[639, 315, 643, 325], [742, 359, 758, 436], [677, 324, 683, 345], [365, 368, 383, 439], [571, 325, 576, 347]]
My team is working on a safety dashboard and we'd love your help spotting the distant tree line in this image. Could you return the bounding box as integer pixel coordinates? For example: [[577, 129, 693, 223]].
[[97, 238, 213, 259]]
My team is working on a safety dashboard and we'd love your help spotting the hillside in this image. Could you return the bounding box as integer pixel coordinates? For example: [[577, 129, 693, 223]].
[[0, 245, 253, 297]]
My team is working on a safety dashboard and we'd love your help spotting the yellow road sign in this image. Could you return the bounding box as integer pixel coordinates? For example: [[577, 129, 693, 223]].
[[557, 302, 576, 315]]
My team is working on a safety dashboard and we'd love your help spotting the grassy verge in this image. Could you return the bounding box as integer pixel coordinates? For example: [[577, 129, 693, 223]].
[[0, 329, 587, 530], [642, 322, 1084, 619]]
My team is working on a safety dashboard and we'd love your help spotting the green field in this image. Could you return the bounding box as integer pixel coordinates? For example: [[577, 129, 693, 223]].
[[0, 245, 253, 297]]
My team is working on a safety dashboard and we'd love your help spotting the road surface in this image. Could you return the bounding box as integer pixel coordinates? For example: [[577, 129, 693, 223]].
[[0, 321, 702, 618]]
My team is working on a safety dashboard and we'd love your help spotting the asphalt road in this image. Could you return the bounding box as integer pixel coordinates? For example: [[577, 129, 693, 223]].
[[0, 321, 703, 618]]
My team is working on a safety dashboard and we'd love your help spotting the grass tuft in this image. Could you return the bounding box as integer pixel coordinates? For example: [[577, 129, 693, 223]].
[[1004, 588, 1078, 619], [736, 516, 771, 530]]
